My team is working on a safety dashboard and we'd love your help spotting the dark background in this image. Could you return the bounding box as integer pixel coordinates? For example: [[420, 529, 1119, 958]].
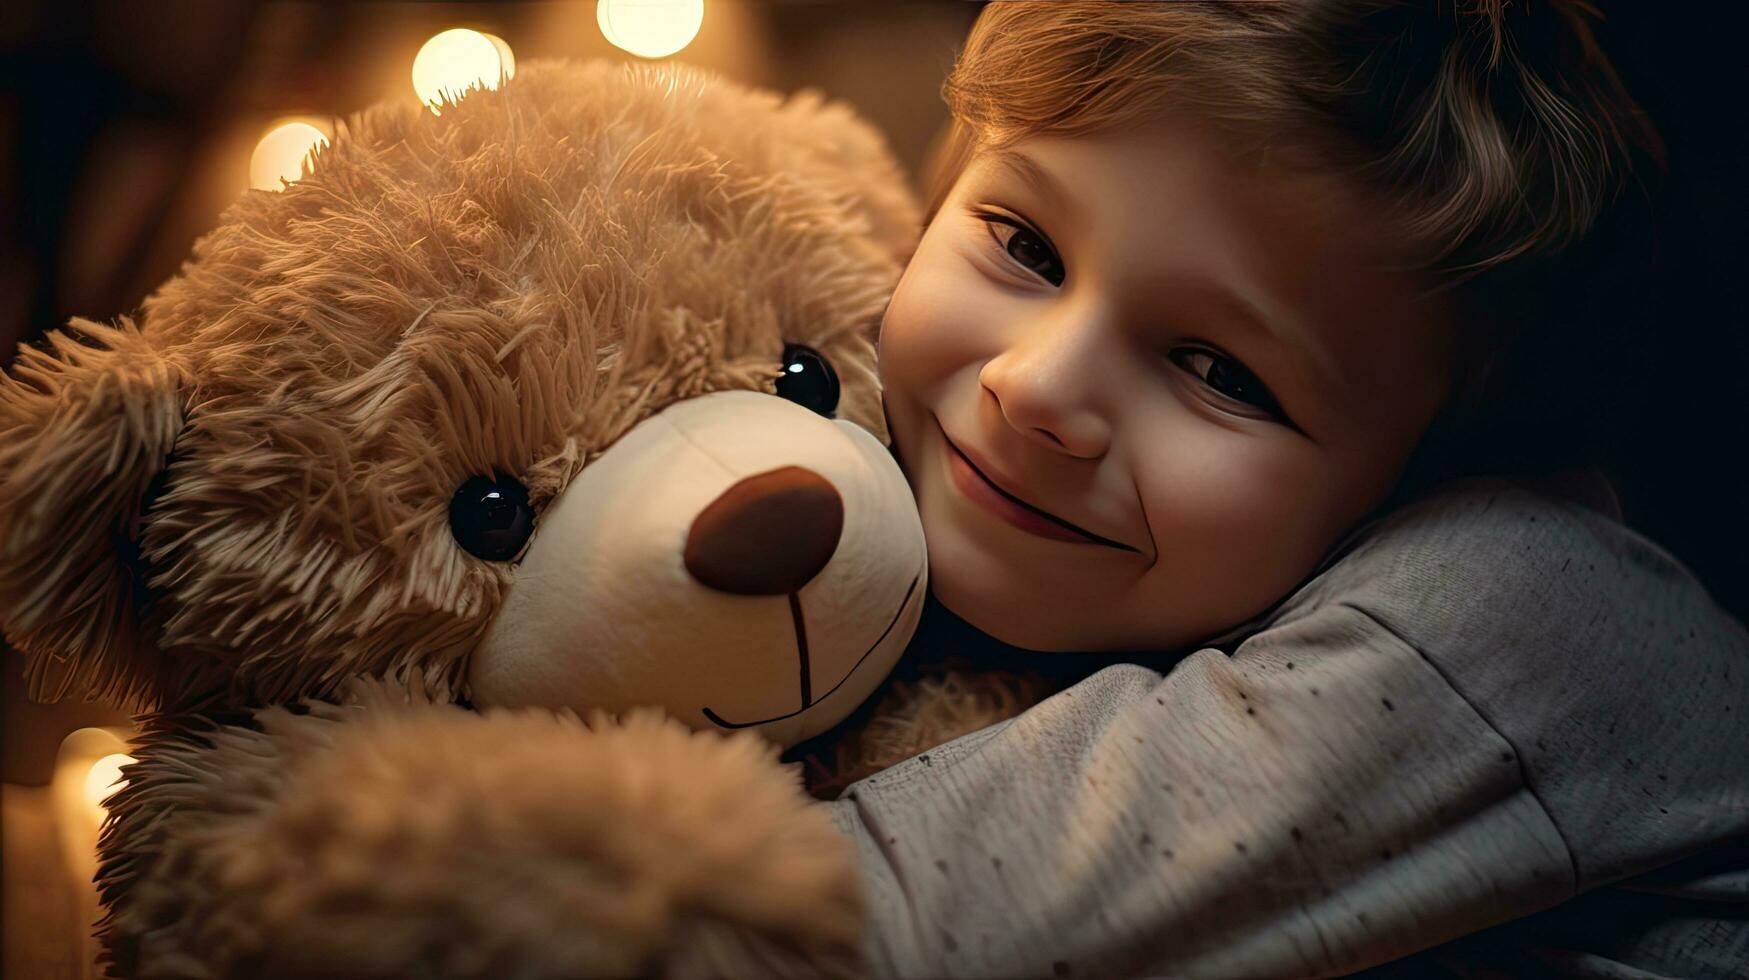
[[1, 0, 1744, 760]]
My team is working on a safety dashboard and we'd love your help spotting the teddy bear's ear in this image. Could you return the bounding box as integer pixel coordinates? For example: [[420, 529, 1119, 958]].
[[0, 318, 182, 709]]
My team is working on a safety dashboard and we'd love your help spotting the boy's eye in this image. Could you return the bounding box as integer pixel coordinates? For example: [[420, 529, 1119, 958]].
[[982, 214, 1065, 286], [1168, 348, 1287, 420]]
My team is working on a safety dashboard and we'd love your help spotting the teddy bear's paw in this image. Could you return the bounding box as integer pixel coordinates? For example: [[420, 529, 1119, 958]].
[[795, 665, 1057, 799], [119, 701, 866, 978]]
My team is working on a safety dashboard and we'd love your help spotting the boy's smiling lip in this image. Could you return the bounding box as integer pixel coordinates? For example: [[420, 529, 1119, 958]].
[[935, 417, 1140, 552]]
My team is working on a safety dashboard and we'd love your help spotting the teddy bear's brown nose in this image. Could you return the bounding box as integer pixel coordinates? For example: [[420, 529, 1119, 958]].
[[684, 466, 844, 595]]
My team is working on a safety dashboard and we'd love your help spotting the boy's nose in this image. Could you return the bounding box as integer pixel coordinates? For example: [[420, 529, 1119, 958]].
[[684, 466, 843, 595], [979, 340, 1113, 459]]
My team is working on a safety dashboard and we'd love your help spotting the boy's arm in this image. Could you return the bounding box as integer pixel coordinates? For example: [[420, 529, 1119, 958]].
[[832, 612, 1567, 978], [830, 478, 1749, 978]]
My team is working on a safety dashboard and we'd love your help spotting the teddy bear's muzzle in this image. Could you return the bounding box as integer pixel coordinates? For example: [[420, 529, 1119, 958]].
[[465, 389, 926, 749]]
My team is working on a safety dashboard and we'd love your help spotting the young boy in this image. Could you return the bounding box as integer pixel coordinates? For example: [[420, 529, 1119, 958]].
[[826, 2, 1749, 976]]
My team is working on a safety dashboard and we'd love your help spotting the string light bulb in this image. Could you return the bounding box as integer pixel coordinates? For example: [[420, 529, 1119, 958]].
[[248, 118, 332, 191], [83, 753, 134, 812], [412, 28, 516, 113], [597, 0, 704, 59]]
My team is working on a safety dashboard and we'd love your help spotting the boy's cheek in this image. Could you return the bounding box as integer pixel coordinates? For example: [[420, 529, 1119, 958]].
[[878, 270, 1000, 395], [874, 304, 929, 475], [874, 277, 948, 408]]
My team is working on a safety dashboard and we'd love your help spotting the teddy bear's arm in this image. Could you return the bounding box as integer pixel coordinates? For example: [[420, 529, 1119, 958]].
[[97, 677, 867, 979]]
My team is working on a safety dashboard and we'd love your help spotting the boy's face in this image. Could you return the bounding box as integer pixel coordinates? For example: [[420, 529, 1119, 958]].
[[878, 119, 1457, 652]]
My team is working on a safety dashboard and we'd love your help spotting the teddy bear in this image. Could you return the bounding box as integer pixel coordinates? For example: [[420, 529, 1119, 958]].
[[0, 59, 1047, 978]]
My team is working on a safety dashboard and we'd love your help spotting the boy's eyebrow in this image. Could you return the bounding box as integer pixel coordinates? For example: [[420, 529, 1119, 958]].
[[985, 147, 1077, 215]]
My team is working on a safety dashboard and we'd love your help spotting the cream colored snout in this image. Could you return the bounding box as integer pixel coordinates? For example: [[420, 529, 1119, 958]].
[[467, 389, 927, 749]]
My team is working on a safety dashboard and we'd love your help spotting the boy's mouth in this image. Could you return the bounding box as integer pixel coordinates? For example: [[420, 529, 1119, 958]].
[[937, 420, 1138, 552]]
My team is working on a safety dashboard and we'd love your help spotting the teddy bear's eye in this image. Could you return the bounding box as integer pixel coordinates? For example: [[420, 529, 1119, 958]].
[[449, 475, 535, 561], [775, 343, 839, 418]]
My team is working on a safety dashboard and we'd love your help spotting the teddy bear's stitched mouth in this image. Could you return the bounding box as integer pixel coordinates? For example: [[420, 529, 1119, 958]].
[[701, 568, 923, 730]]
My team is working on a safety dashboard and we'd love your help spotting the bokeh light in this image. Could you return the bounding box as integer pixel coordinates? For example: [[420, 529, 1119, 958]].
[[248, 118, 332, 191], [412, 28, 516, 112], [597, 0, 705, 59], [83, 753, 134, 811]]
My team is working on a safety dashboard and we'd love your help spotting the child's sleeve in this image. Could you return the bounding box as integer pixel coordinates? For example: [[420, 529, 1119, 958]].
[[828, 478, 1749, 978]]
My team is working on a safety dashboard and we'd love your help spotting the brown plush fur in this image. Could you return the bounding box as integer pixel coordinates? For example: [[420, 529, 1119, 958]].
[[1, 322, 182, 707], [105, 677, 866, 978], [796, 659, 1057, 800], [4, 60, 915, 716], [0, 59, 1053, 978]]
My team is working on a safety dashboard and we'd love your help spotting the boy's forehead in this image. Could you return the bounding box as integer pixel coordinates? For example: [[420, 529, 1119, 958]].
[[981, 123, 1412, 275]]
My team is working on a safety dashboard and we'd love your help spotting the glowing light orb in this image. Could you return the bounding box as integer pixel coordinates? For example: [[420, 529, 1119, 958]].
[[413, 28, 516, 113], [249, 120, 331, 192], [83, 753, 134, 810], [597, 0, 704, 59]]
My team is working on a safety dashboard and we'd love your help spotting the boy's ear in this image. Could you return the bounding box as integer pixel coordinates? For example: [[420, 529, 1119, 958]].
[[0, 318, 183, 709]]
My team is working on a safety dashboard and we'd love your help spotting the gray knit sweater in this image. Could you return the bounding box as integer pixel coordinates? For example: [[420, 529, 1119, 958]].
[[830, 475, 1749, 978]]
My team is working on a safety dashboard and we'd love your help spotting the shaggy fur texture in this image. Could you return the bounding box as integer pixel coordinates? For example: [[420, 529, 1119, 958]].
[[4, 60, 917, 717], [104, 677, 866, 978], [795, 657, 1059, 800], [0, 60, 1073, 978], [1, 321, 182, 707]]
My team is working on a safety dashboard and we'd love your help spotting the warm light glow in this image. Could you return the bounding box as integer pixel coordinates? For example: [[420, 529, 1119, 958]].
[[485, 32, 516, 79], [83, 753, 134, 810], [249, 119, 332, 191], [413, 28, 516, 112], [597, 0, 704, 59], [53, 728, 136, 969]]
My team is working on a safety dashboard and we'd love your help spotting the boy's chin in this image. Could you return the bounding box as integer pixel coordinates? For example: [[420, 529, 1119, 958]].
[[929, 569, 1096, 654]]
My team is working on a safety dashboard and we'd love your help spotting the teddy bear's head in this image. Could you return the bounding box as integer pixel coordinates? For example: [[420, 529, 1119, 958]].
[[1, 60, 926, 748]]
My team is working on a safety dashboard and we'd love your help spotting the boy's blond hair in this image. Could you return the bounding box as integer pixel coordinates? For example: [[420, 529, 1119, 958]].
[[928, 1, 1663, 480]]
